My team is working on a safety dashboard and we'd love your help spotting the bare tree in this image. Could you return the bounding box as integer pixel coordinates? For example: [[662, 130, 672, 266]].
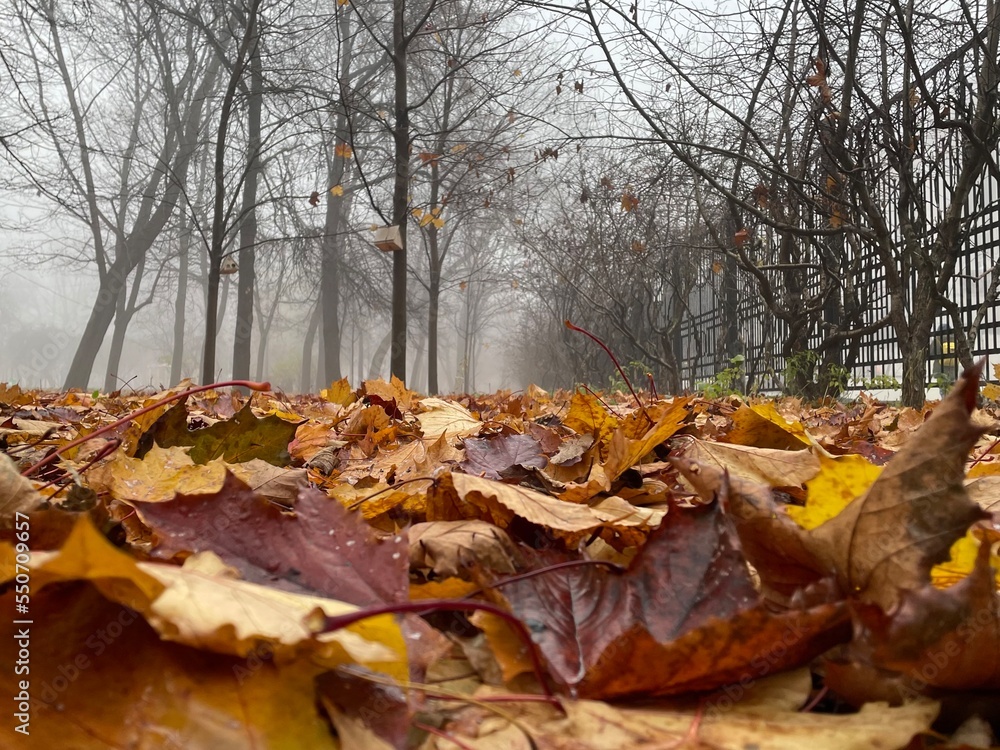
[[544, 0, 1000, 405]]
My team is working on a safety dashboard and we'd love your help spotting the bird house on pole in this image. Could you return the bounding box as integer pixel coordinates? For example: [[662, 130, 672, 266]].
[[374, 225, 403, 252]]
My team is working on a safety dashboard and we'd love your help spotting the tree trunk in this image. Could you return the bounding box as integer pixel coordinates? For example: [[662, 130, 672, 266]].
[[170, 219, 190, 385], [202, 0, 260, 383], [320, 9, 356, 384], [369, 330, 392, 380], [320, 182, 344, 383], [203, 257, 222, 383], [233, 34, 262, 382], [65, 258, 130, 389], [427, 260, 441, 393], [900, 340, 929, 408], [389, 0, 409, 383], [104, 252, 147, 392], [301, 300, 321, 393], [411, 333, 426, 394]]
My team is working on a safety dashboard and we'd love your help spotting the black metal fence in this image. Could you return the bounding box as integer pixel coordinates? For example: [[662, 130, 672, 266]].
[[675, 169, 1000, 397]]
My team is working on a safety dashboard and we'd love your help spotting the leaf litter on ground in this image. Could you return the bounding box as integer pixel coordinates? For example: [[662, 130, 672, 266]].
[[1, 368, 999, 749]]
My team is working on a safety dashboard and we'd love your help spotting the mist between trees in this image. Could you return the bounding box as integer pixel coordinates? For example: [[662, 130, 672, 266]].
[[0, 0, 997, 407]]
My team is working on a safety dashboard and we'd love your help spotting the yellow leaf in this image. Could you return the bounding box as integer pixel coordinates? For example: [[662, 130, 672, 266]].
[[513, 68, 522, 77], [788, 452, 882, 529], [334, 142, 353, 158], [417, 397, 481, 440], [620, 191, 639, 212], [411, 578, 479, 600], [449, 143, 467, 154], [139, 554, 406, 670], [321, 377, 356, 407], [91, 445, 231, 504], [330, 184, 344, 196], [431, 217, 445, 229], [931, 528, 1000, 588], [982, 382, 1000, 401], [472, 611, 535, 682], [725, 403, 811, 450], [564, 390, 620, 449]]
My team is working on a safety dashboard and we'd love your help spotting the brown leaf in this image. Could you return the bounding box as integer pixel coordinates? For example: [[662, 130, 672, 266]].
[[850, 541, 1000, 692], [460, 433, 547, 479], [136, 473, 409, 607], [0, 585, 340, 749], [499, 500, 849, 698], [409, 520, 520, 578], [679, 437, 821, 490], [672, 459, 827, 606], [0, 452, 43, 525], [435, 683, 938, 750], [807, 364, 991, 609]]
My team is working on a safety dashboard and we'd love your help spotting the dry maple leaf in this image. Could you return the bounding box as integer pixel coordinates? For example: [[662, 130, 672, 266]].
[[806, 362, 991, 610], [678, 362, 991, 611], [673, 460, 828, 606], [497, 499, 849, 699], [460, 433, 547, 479], [136, 474, 409, 607], [0, 452, 43, 524], [0, 585, 340, 749], [850, 541, 1000, 692], [409, 519, 520, 578]]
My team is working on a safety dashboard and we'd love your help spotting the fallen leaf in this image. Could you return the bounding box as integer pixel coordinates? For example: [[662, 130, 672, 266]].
[[680, 437, 821, 490], [409, 520, 520, 578], [498, 500, 849, 698], [0, 583, 341, 749], [0, 452, 43, 524], [418, 398, 482, 440], [851, 542, 1000, 692], [90, 444, 230, 503], [724, 402, 811, 450], [139, 400, 301, 466], [564, 390, 619, 449], [788, 451, 882, 529], [136, 474, 409, 608], [434, 685, 938, 750], [806, 365, 990, 609], [321, 377, 356, 406], [460, 433, 547, 479]]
